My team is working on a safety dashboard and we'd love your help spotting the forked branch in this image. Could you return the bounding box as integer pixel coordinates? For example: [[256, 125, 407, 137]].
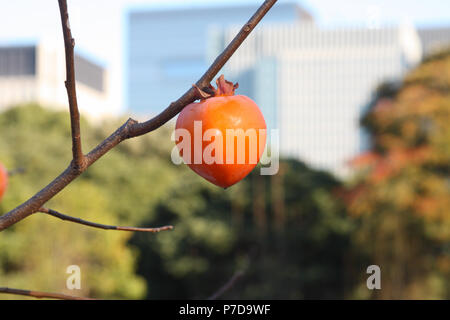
[[58, 0, 85, 168]]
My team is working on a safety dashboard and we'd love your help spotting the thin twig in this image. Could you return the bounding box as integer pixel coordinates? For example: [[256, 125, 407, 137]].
[[0, 0, 278, 231], [208, 270, 245, 300], [127, 0, 278, 138], [38, 207, 174, 233], [7, 167, 26, 177], [58, 0, 85, 168], [0, 287, 95, 300]]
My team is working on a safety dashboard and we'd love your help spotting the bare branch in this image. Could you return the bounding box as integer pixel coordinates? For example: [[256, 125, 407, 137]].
[[0, 287, 95, 300], [38, 207, 174, 233], [208, 270, 245, 300], [58, 0, 85, 168], [6, 167, 26, 177], [0, 0, 278, 231]]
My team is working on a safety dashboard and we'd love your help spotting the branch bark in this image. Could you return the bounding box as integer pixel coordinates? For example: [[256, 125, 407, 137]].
[[58, 0, 85, 169], [0, 0, 278, 231], [38, 207, 174, 233], [0, 287, 95, 300]]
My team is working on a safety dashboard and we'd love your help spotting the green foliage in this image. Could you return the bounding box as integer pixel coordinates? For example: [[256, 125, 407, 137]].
[[0, 104, 154, 298], [131, 160, 354, 299]]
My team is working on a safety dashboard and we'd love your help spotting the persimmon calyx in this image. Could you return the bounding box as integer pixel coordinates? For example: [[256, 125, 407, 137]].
[[215, 75, 239, 96], [192, 74, 239, 100]]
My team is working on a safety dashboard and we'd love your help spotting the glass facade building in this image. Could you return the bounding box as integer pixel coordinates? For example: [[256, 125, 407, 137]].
[[126, 2, 310, 116]]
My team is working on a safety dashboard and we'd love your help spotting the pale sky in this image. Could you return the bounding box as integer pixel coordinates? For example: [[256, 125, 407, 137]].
[[0, 0, 449, 114]]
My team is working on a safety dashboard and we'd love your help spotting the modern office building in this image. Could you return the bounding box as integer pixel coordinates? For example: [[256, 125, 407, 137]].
[[127, 2, 312, 116], [0, 42, 111, 120], [210, 23, 423, 175], [418, 26, 450, 57]]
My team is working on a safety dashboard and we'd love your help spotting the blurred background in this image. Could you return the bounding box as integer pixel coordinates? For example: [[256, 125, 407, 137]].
[[0, 0, 449, 299]]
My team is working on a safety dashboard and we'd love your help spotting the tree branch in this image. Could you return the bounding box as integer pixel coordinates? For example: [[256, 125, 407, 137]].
[[6, 167, 26, 177], [0, 287, 95, 300], [0, 0, 278, 231], [58, 0, 85, 168], [208, 270, 245, 300], [38, 207, 174, 233]]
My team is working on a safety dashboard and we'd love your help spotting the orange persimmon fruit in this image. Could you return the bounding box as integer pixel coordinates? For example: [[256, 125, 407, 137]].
[[175, 75, 267, 188], [0, 163, 8, 201]]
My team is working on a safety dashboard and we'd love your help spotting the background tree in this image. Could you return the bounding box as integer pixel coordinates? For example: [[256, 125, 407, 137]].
[[345, 50, 450, 299]]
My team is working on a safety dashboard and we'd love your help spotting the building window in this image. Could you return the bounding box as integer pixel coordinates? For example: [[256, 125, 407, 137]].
[[0, 46, 36, 76]]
